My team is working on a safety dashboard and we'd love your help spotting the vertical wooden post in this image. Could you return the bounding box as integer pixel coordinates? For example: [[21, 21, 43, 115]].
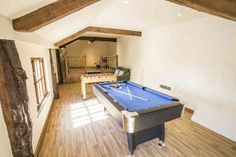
[[0, 39, 33, 157], [59, 48, 67, 83], [116, 54, 118, 68], [84, 55, 87, 71], [56, 49, 63, 84], [64, 48, 69, 77], [49, 49, 59, 99]]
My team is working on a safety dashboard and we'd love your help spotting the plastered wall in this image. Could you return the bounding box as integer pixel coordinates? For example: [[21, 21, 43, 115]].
[[16, 41, 55, 151], [0, 13, 56, 156], [117, 16, 236, 141]]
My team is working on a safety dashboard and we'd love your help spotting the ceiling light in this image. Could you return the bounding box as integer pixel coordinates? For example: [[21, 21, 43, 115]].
[[177, 13, 182, 17], [124, 0, 129, 4]]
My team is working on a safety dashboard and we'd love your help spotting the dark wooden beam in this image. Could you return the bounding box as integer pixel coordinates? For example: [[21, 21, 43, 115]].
[[55, 27, 88, 47], [60, 36, 117, 47], [0, 39, 33, 157], [167, 0, 236, 22], [56, 49, 63, 84], [13, 0, 100, 32], [86, 26, 142, 36], [59, 48, 67, 84], [55, 26, 142, 47], [49, 49, 59, 99], [78, 36, 117, 42]]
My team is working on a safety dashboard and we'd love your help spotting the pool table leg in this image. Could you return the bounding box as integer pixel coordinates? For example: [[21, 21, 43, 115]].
[[158, 124, 165, 147], [126, 124, 166, 156], [127, 133, 135, 157]]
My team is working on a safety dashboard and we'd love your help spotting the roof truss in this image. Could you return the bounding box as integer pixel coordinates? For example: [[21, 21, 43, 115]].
[[55, 26, 142, 47], [62, 36, 117, 47], [13, 0, 100, 32]]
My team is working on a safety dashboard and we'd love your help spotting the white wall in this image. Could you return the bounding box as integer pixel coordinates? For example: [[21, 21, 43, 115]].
[[0, 13, 56, 157], [16, 41, 54, 151], [117, 16, 236, 141], [0, 13, 54, 47], [0, 13, 15, 39], [0, 103, 13, 157], [66, 40, 117, 66]]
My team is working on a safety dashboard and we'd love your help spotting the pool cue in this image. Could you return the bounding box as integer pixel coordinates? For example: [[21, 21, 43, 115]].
[[101, 85, 148, 101], [113, 89, 148, 101], [126, 83, 132, 101]]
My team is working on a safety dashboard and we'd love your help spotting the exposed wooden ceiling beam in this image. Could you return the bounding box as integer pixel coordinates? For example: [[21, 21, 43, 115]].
[[55, 26, 142, 47], [167, 0, 236, 22], [85, 26, 142, 36], [62, 36, 117, 47], [78, 36, 117, 42], [12, 0, 100, 32]]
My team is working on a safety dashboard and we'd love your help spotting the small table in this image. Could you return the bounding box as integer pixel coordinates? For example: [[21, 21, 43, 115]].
[[81, 73, 116, 99], [93, 81, 183, 157]]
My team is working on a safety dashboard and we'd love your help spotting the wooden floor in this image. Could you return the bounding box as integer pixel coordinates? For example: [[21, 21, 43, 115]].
[[38, 83, 236, 157]]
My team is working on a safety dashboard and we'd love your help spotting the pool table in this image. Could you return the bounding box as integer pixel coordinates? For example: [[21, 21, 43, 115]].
[[93, 81, 183, 157]]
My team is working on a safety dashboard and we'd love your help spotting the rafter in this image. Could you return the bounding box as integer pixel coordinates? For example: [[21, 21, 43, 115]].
[[55, 26, 142, 47], [167, 0, 236, 22], [61, 36, 117, 47], [12, 0, 100, 32]]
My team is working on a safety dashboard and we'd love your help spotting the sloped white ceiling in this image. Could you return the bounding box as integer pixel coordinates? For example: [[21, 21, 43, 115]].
[[0, 0, 56, 18], [0, 0, 206, 43]]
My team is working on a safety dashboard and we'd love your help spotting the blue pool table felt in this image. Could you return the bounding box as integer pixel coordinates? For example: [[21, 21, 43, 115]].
[[98, 82, 175, 112]]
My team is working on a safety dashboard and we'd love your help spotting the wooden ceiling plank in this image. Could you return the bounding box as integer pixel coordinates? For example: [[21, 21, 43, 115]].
[[13, 0, 100, 32], [167, 0, 236, 22], [55, 26, 142, 47]]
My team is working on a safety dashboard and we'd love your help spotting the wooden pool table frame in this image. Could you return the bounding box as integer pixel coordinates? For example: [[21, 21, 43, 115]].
[[93, 82, 183, 156]]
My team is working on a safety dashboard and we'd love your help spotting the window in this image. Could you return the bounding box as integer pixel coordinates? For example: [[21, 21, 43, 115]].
[[31, 58, 48, 111]]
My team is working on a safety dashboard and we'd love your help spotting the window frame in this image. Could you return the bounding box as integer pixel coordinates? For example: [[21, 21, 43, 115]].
[[31, 57, 48, 112]]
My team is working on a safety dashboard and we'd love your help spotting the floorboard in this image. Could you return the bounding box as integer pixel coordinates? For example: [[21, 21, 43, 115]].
[[38, 83, 236, 157]]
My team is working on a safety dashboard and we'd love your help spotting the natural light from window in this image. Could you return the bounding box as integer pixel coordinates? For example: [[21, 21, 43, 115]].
[[70, 99, 108, 128]]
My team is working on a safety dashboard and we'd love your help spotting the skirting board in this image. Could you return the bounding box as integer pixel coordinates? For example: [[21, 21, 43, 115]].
[[34, 97, 55, 157], [185, 107, 194, 114], [192, 103, 236, 142]]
